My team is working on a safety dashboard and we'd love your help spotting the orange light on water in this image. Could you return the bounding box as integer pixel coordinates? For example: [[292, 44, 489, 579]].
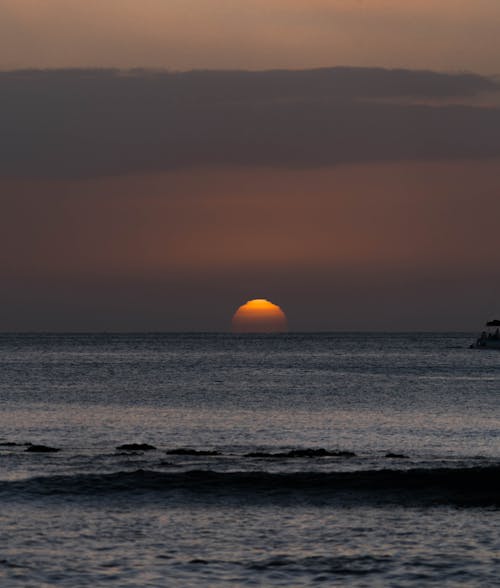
[[232, 299, 288, 333]]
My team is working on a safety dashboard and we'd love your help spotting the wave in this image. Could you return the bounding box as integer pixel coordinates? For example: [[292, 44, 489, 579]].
[[246, 554, 391, 575], [1, 467, 499, 506]]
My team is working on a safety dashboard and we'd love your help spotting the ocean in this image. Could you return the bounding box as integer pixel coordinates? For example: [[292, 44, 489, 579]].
[[0, 332, 499, 587]]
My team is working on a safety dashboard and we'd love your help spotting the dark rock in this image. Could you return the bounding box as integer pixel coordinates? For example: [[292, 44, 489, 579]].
[[0, 442, 25, 447], [165, 448, 220, 456], [116, 443, 157, 451], [25, 444, 60, 453], [245, 448, 356, 458], [385, 452, 409, 459]]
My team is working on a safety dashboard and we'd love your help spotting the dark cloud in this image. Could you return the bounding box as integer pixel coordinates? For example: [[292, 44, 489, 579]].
[[1, 67, 499, 179]]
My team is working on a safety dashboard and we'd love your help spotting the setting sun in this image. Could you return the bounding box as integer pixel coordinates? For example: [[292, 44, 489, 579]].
[[232, 299, 288, 333]]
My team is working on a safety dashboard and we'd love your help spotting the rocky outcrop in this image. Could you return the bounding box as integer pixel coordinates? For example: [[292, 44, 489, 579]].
[[245, 448, 356, 458], [116, 443, 157, 451], [166, 448, 220, 456], [25, 444, 60, 453]]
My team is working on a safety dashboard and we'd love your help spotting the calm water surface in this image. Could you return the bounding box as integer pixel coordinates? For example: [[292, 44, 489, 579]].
[[0, 333, 499, 586]]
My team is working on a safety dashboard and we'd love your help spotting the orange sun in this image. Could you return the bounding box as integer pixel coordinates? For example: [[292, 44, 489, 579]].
[[232, 299, 288, 333]]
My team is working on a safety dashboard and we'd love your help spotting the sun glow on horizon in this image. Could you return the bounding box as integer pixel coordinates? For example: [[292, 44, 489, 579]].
[[232, 298, 288, 333]]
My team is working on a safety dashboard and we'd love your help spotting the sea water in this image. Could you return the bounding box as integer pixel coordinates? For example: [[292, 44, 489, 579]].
[[0, 333, 499, 587]]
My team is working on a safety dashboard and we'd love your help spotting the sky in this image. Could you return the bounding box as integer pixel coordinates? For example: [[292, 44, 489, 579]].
[[2, 1, 500, 74], [1, 1, 500, 331]]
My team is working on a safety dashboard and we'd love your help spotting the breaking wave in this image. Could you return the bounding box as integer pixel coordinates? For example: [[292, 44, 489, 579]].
[[1, 467, 499, 506]]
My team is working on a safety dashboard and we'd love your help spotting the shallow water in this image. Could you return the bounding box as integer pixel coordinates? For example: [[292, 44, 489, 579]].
[[0, 333, 499, 586]]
